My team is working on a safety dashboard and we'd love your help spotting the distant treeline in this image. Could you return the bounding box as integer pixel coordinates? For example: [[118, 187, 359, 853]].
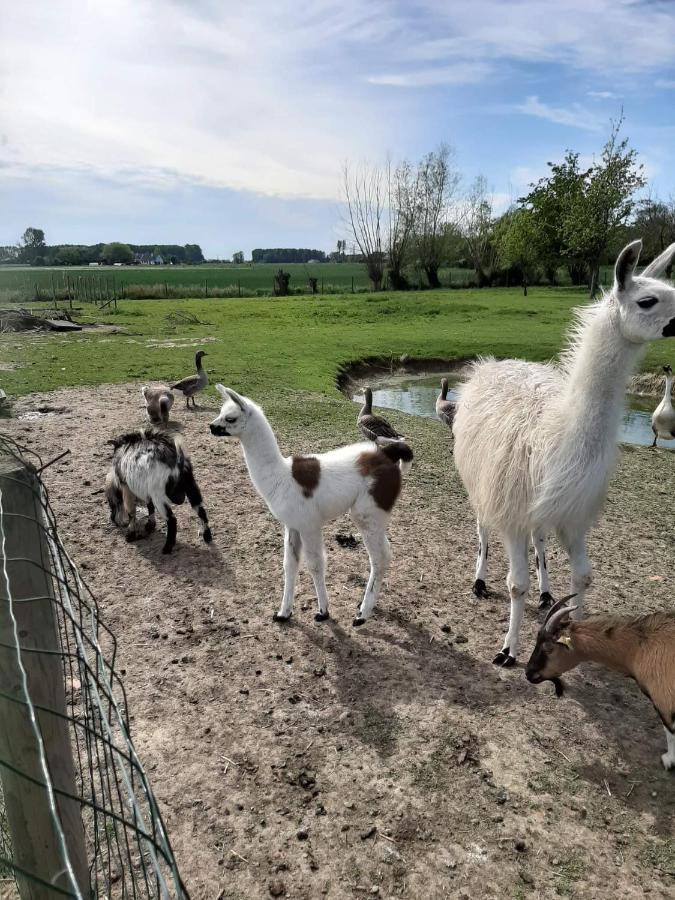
[[251, 248, 326, 264], [0, 234, 204, 266]]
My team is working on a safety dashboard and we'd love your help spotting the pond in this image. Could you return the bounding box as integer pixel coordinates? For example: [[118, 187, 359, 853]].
[[351, 372, 675, 449]]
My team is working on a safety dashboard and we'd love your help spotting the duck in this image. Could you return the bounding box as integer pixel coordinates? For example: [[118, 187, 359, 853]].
[[436, 377, 455, 428], [171, 350, 208, 408], [357, 387, 405, 443], [651, 364, 675, 447]]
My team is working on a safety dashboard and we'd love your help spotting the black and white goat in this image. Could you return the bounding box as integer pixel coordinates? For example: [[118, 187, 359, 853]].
[[105, 427, 212, 554]]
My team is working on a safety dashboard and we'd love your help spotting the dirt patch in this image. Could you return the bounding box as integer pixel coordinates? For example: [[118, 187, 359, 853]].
[[3, 383, 674, 899]]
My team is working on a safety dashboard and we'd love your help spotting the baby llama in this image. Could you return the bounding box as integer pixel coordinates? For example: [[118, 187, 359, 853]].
[[453, 239, 675, 666], [210, 386, 412, 625]]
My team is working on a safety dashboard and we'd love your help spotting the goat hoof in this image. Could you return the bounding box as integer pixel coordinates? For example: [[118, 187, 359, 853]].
[[493, 650, 516, 668], [538, 591, 554, 609], [314, 611, 330, 622], [202, 527, 213, 544], [472, 579, 488, 598], [273, 612, 291, 623], [145, 519, 156, 534], [126, 531, 141, 543], [352, 616, 366, 627]]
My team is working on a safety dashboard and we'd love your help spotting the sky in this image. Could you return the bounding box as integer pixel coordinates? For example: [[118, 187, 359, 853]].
[[1, 0, 675, 258]]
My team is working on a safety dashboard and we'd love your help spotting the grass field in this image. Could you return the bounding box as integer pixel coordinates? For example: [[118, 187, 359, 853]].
[[0, 262, 617, 303], [1, 286, 670, 399]]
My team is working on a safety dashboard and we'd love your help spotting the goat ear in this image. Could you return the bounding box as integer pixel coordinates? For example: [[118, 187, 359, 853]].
[[225, 388, 247, 411], [614, 239, 642, 292], [641, 241, 675, 279]]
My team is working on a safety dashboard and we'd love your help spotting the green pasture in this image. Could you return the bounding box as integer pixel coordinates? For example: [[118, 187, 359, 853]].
[[1, 287, 671, 401]]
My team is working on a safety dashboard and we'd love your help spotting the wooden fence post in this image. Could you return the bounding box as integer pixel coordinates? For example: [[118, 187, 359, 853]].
[[0, 462, 90, 898]]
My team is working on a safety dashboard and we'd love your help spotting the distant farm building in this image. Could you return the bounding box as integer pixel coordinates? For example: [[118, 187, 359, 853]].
[[134, 252, 165, 265]]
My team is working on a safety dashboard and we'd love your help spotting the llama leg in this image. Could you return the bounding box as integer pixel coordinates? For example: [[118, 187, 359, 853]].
[[473, 520, 489, 598], [352, 515, 392, 627], [559, 530, 591, 621], [145, 499, 156, 534], [301, 530, 331, 622], [494, 532, 529, 667], [122, 486, 142, 541], [662, 727, 675, 771], [161, 503, 177, 554], [183, 467, 212, 544], [273, 528, 302, 622], [532, 531, 553, 608]]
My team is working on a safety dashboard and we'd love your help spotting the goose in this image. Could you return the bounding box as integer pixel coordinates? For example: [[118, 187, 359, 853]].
[[436, 377, 455, 428], [651, 364, 675, 447], [171, 350, 208, 408], [357, 387, 404, 443]]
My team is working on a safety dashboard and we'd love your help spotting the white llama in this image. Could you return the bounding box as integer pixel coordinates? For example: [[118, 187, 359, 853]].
[[209, 385, 413, 625], [453, 239, 675, 667]]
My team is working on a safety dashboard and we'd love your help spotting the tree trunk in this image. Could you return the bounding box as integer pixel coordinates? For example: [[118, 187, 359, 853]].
[[388, 268, 409, 291], [522, 274, 528, 297], [588, 261, 600, 299], [424, 266, 441, 289]]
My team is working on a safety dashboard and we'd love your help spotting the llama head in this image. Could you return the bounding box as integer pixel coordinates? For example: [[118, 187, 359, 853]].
[[613, 239, 675, 343], [210, 384, 251, 437], [525, 595, 579, 697]]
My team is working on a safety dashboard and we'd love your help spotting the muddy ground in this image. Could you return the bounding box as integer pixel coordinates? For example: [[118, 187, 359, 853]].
[[3, 384, 674, 899]]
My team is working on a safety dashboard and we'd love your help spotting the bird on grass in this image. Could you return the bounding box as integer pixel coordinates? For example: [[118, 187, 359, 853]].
[[436, 377, 456, 428], [171, 350, 208, 408], [357, 387, 405, 443]]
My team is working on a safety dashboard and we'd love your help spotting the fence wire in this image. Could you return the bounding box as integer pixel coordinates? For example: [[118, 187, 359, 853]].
[[0, 435, 188, 898]]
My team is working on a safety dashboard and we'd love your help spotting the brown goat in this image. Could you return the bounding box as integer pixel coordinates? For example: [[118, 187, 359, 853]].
[[526, 596, 675, 771]]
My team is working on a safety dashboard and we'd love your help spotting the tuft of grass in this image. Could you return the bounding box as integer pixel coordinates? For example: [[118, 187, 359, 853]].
[[641, 839, 675, 877], [554, 852, 588, 896], [355, 705, 402, 757]]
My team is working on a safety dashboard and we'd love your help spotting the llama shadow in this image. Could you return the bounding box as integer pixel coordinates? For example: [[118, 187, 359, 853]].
[[292, 607, 534, 753]]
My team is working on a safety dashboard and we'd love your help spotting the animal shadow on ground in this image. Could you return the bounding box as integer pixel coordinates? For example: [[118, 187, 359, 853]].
[[562, 670, 675, 834], [294, 608, 533, 755], [134, 533, 233, 586]]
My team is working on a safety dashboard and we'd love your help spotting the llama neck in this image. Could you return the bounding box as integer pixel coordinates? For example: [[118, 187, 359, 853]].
[[238, 410, 287, 496], [559, 302, 643, 446]]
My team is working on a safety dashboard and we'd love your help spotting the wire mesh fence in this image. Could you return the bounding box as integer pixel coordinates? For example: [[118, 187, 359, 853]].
[[0, 435, 188, 898]]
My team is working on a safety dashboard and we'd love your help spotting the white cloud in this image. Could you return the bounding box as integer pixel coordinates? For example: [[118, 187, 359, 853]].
[[515, 96, 603, 132], [587, 91, 617, 99], [367, 62, 491, 87]]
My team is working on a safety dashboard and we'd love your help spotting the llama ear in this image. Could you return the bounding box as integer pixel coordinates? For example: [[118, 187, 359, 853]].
[[215, 383, 229, 399], [614, 239, 642, 292], [641, 241, 675, 279], [141, 386, 149, 399], [225, 388, 247, 411]]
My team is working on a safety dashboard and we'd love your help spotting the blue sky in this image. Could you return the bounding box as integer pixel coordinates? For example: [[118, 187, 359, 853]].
[[1, 0, 675, 258]]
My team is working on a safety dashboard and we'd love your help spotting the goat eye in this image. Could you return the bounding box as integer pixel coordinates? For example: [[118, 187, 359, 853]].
[[637, 296, 658, 309]]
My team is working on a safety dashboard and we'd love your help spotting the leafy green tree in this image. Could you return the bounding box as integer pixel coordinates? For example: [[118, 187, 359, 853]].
[[232, 251, 245, 264], [414, 144, 460, 288], [494, 207, 540, 294], [631, 195, 675, 265], [19, 227, 46, 264], [461, 175, 498, 286], [100, 242, 133, 264]]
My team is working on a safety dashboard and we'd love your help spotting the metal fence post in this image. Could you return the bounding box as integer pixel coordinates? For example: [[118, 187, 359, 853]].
[[0, 462, 89, 898]]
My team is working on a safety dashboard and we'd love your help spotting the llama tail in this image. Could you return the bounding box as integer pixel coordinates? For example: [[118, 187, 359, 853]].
[[379, 441, 413, 475], [182, 463, 212, 544]]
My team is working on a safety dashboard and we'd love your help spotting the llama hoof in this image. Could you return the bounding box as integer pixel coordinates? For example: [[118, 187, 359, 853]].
[[314, 611, 330, 622], [472, 579, 488, 598], [125, 531, 142, 543], [144, 519, 156, 534], [538, 591, 554, 609], [202, 527, 213, 544], [352, 616, 367, 627], [273, 612, 292, 623], [493, 649, 516, 668], [161, 544, 174, 555], [662, 752, 675, 771]]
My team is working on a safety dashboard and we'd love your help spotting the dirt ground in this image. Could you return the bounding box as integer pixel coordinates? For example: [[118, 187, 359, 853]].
[[3, 384, 674, 900]]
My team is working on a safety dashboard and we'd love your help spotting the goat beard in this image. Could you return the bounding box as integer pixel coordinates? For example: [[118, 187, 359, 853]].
[[551, 677, 565, 698]]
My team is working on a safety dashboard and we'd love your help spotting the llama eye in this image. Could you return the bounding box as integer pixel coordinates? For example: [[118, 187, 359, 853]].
[[637, 296, 658, 309], [225, 416, 237, 423]]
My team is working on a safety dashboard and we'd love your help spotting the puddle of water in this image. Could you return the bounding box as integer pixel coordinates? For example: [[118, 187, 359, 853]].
[[352, 372, 675, 449]]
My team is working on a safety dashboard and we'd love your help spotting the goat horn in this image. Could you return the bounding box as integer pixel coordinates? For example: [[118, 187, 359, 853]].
[[544, 604, 578, 635], [542, 593, 577, 626]]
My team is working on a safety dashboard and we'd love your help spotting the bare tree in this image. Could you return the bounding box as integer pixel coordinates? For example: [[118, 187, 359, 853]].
[[343, 162, 386, 291], [462, 175, 498, 287], [415, 144, 460, 288], [386, 159, 419, 290]]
